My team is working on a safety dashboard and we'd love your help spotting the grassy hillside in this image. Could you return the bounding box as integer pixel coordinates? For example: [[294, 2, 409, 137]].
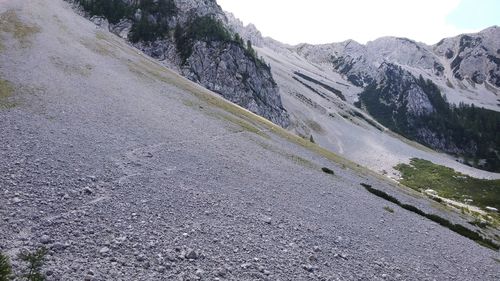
[[395, 158, 500, 211]]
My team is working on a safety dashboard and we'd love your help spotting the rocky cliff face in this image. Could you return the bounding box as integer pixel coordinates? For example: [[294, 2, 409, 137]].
[[74, 0, 289, 127], [434, 26, 500, 87], [185, 41, 288, 125], [225, 12, 265, 47], [372, 63, 435, 116]]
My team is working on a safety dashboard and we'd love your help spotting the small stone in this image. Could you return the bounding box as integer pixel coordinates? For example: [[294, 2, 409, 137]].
[[313, 246, 321, 252], [84, 187, 93, 195], [51, 242, 68, 251], [40, 235, 51, 244], [136, 254, 146, 262], [185, 249, 198, 260], [263, 217, 272, 224], [99, 247, 110, 255], [156, 266, 166, 273], [240, 263, 252, 269], [302, 264, 315, 272], [12, 197, 23, 204], [215, 268, 226, 277]]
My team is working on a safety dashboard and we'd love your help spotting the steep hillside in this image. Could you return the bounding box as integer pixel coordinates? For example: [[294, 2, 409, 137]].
[[69, 0, 289, 127], [1, 1, 499, 280]]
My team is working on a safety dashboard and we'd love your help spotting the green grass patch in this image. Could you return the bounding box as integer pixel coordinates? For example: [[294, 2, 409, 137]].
[[395, 158, 500, 211], [362, 183, 499, 250]]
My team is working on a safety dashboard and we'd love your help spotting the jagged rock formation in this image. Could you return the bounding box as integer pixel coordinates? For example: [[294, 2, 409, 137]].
[[434, 26, 500, 88], [370, 63, 435, 117], [294, 27, 500, 94], [73, 0, 289, 127]]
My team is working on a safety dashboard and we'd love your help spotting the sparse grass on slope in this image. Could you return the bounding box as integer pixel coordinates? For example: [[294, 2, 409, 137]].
[[395, 158, 500, 211], [0, 10, 40, 48], [0, 79, 15, 109], [126, 55, 372, 176]]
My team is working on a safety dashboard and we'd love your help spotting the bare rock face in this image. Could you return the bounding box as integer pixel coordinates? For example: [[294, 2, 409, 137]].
[[434, 26, 500, 87], [372, 63, 435, 117], [184, 41, 289, 126], [225, 12, 265, 47], [294, 26, 500, 94], [110, 19, 134, 39]]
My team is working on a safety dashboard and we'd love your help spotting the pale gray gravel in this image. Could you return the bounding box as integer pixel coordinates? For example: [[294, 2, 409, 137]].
[[0, 1, 499, 280]]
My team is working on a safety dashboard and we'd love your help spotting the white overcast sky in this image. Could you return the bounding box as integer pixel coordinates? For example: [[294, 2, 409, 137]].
[[217, 0, 496, 45]]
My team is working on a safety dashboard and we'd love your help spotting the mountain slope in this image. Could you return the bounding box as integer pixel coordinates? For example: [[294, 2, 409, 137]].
[[226, 16, 500, 175], [71, 0, 289, 127], [1, 1, 499, 280], [295, 27, 500, 112]]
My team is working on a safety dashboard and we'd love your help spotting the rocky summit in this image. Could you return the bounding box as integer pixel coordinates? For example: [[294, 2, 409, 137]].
[[0, 1, 499, 281]]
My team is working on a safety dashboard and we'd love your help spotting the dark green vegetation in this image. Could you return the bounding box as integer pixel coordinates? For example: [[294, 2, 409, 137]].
[[18, 247, 47, 281], [358, 72, 500, 172], [395, 158, 500, 210], [0, 252, 12, 281], [0, 248, 47, 281], [75, 0, 177, 43], [321, 167, 334, 175], [361, 183, 499, 250], [174, 15, 231, 62], [174, 16, 267, 67], [73, 1, 268, 68], [294, 72, 346, 101]]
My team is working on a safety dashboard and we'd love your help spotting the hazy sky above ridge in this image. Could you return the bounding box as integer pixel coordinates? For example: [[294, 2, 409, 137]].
[[217, 0, 500, 45]]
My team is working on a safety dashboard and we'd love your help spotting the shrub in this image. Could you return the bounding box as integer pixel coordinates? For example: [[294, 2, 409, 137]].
[[175, 16, 232, 63], [18, 247, 47, 281], [0, 252, 12, 281], [321, 167, 334, 175]]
